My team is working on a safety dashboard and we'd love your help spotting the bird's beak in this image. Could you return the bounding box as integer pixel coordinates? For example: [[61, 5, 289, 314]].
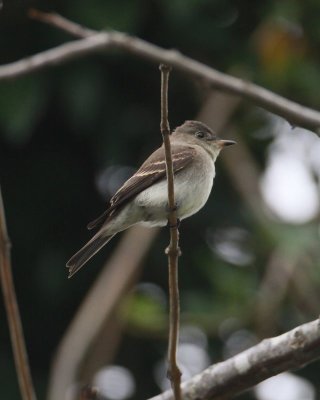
[[216, 139, 236, 148]]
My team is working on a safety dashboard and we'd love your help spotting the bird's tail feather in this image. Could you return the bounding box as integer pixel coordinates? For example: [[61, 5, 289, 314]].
[[66, 232, 115, 278]]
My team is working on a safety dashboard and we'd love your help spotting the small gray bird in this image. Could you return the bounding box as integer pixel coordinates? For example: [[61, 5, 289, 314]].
[[67, 120, 235, 277]]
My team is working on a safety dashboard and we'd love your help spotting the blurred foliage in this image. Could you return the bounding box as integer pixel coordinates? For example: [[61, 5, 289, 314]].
[[0, 1, 320, 400]]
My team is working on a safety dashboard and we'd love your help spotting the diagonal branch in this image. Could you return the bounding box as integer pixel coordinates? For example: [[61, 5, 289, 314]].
[[148, 318, 320, 400], [0, 186, 37, 400], [0, 10, 319, 132], [47, 225, 158, 400], [28, 9, 95, 37]]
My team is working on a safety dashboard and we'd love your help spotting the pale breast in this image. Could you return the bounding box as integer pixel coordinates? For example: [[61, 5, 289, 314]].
[[175, 152, 215, 219], [135, 146, 215, 226]]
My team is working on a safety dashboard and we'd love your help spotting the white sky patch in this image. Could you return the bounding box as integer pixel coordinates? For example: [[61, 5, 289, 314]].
[[93, 366, 135, 400], [261, 153, 319, 223], [254, 372, 315, 400], [260, 118, 320, 224]]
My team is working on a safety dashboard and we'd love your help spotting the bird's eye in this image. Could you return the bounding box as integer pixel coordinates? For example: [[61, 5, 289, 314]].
[[195, 131, 205, 139]]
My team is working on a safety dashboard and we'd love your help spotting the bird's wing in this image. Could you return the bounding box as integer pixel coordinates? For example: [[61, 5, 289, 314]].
[[87, 144, 196, 230]]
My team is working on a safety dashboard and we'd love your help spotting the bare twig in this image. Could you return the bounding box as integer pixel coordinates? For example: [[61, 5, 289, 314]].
[[0, 186, 37, 400], [149, 318, 320, 400], [0, 11, 319, 132], [47, 225, 158, 400], [160, 64, 182, 400], [28, 9, 95, 38]]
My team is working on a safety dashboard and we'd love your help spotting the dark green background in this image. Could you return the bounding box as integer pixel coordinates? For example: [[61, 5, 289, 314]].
[[1, 1, 320, 399]]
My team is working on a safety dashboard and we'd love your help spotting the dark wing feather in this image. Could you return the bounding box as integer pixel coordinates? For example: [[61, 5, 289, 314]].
[[87, 145, 196, 230]]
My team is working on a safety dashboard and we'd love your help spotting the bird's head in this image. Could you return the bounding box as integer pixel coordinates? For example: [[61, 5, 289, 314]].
[[172, 120, 236, 160]]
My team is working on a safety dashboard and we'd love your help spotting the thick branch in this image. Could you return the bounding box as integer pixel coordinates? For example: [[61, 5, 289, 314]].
[[0, 187, 37, 400], [149, 318, 320, 400], [0, 11, 319, 132]]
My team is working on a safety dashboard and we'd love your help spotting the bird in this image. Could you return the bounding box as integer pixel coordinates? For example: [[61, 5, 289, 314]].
[[66, 120, 235, 277]]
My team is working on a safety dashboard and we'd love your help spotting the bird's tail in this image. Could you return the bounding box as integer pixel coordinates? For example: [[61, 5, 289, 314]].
[[66, 232, 115, 278]]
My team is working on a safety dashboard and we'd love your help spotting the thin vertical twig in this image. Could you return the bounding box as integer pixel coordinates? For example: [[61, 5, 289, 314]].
[[0, 186, 37, 400], [159, 64, 182, 400]]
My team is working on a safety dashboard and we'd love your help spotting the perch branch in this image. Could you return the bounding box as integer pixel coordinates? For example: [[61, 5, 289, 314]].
[[0, 186, 37, 400], [160, 64, 182, 400], [149, 318, 320, 400], [0, 10, 318, 132]]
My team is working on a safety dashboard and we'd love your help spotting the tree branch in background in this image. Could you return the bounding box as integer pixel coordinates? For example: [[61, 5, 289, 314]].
[[2, 10, 317, 400], [47, 225, 158, 400], [159, 64, 182, 400], [254, 249, 299, 337], [28, 9, 95, 37], [0, 186, 37, 400], [0, 10, 317, 132], [149, 318, 320, 400], [199, 91, 320, 338]]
